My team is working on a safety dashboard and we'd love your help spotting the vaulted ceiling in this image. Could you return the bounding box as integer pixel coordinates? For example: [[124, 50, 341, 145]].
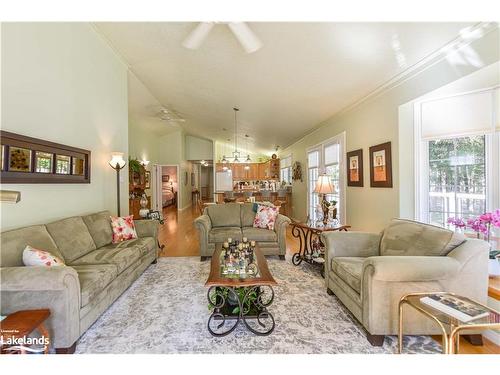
[[95, 22, 472, 154]]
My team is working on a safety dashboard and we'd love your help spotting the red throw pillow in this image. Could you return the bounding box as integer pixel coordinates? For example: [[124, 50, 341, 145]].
[[110, 215, 138, 243], [253, 205, 279, 230]]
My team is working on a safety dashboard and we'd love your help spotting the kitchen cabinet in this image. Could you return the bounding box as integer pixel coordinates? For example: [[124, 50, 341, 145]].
[[216, 160, 280, 181], [231, 163, 246, 179]]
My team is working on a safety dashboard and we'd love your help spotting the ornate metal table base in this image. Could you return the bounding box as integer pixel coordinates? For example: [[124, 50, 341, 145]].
[[207, 285, 275, 336], [291, 222, 350, 278]]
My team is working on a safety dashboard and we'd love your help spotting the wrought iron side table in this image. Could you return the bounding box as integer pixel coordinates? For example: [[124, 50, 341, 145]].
[[290, 221, 350, 278]]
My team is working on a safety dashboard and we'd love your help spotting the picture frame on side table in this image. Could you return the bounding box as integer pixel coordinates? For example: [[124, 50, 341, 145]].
[[369, 141, 392, 188], [347, 149, 363, 187]]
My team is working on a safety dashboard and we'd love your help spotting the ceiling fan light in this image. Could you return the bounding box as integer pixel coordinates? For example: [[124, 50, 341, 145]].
[[182, 22, 215, 50], [227, 22, 262, 53]]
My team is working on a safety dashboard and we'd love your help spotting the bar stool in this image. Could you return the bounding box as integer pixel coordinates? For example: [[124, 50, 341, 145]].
[[224, 191, 236, 203], [260, 189, 271, 202], [277, 189, 288, 216]]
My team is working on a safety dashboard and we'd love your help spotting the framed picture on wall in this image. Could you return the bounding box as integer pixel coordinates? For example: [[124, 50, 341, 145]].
[[145, 171, 151, 189], [347, 149, 363, 187], [191, 172, 195, 187], [369, 141, 392, 188], [184, 171, 188, 185]]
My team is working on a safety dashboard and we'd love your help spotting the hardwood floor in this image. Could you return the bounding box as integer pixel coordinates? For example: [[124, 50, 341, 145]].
[[157, 204, 499, 354]]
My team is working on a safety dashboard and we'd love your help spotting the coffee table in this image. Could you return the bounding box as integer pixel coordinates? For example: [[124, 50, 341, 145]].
[[205, 242, 277, 336], [290, 220, 350, 277]]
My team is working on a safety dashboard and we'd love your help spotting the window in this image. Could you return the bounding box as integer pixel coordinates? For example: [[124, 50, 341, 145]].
[[306, 132, 346, 223], [280, 155, 292, 184], [415, 87, 499, 229], [427, 135, 486, 228]]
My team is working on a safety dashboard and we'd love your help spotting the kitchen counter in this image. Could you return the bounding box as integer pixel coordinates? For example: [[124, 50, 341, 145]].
[[214, 190, 292, 217]]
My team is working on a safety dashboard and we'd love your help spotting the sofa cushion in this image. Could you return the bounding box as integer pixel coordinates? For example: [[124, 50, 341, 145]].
[[208, 227, 243, 243], [82, 211, 113, 248], [22, 245, 65, 267], [380, 219, 454, 257], [206, 203, 241, 227], [331, 257, 365, 294], [72, 264, 118, 307], [99, 237, 156, 257], [242, 227, 277, 242], [69, 244, 142, 274], [240, 203, 257, 227], [0, 225, 64, 267], [46, 217, 97, 263]]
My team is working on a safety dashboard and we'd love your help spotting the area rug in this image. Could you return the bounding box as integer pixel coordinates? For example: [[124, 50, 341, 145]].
[[75, 257, 441, 354]]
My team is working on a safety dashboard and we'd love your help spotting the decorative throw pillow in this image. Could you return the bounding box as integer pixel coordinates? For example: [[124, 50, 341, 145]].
[[253, 205, 279, 230], [22, 245, 65, 267], [110, 215, 138, 243]]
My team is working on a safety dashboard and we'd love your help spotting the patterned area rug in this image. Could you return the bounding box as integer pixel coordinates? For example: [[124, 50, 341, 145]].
[[75, 256, 441, 354]]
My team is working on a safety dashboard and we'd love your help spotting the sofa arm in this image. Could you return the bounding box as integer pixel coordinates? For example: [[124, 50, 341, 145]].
[[134, 219, 159, 240], [363, 256, 461, 282], [194, 215, 212, 257], [274, 214, 291, 255], [322, 231, 380, 260], [0, 266, 81, 349]]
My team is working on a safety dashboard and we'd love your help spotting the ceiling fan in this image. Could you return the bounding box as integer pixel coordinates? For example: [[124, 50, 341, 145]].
[[182, 22, 262, 54], [149, 106, 186, 123]]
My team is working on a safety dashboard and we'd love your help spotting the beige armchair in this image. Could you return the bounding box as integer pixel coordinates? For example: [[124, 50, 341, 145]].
[[321, 219, 490, 346]]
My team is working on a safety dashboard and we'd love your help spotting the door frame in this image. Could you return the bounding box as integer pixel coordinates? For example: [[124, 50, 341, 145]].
[[152, 164, 180, 212]]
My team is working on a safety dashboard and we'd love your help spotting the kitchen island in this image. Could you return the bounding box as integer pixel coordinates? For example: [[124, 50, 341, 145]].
[[214, 189, 292, 217]]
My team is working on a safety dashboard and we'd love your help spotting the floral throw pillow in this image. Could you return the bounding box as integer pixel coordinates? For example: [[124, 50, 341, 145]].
[[110, 215, 138, 243], [22, 245, 65, 267], [253, 205, 279, 230]]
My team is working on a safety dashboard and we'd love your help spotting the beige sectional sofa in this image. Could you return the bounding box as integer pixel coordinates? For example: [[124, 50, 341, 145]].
[[194, 203, 290, 261], [0, 211, 159, 353], [321, 218, 490, 346]]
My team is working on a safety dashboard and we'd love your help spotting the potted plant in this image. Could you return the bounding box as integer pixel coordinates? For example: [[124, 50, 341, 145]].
[[448, 209, 500, 276]]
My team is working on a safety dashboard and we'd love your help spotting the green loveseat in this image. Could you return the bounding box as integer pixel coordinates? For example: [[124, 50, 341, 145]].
[[321, 218, 490, 346], [194, 203, 290, 261], [0, 211, 159, 353]]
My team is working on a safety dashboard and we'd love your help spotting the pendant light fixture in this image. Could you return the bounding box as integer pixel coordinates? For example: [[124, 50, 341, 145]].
[[232, 107, 241, 163], [244, 134, 251, 170]]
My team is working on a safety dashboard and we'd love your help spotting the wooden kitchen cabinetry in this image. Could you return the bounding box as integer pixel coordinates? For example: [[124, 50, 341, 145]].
[[215, 159, 280, 180]]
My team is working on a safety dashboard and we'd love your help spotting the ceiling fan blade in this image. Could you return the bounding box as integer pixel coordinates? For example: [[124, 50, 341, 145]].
[[182, 22, 215, 50], [227, 22, 262, 53]]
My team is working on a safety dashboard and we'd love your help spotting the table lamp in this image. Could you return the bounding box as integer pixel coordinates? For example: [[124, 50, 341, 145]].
[[313, 174, 335, 224], [109, 152, 126, 216]]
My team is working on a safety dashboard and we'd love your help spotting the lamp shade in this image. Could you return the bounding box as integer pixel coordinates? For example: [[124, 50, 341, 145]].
[[313, 174, 334, 194], [109, 152, 126, 169]]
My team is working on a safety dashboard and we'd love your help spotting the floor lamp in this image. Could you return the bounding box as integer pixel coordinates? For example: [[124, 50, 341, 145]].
[[109, 152, 126, 216]]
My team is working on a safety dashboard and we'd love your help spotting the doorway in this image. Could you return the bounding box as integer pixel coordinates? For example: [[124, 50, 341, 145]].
[[200, 165, 214, 200], [152, 164, 179, 213]]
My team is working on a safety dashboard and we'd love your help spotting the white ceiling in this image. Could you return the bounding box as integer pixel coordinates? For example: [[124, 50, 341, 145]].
[[96, 22, 473, 153]]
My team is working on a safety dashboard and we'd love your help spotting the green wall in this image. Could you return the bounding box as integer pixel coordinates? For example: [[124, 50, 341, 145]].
[[281, 28, 499, 232]]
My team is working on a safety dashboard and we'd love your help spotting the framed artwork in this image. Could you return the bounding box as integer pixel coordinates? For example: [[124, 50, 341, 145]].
[[347, 149, 363, 187], [1, 130, 91, 183], [369, 141, 392, 188], [184, 171, 188, 185], [8, 146, 32, 172], [162, 175, 170, 182], [191, 172, 195, 187], [145, 171, 151, 189]]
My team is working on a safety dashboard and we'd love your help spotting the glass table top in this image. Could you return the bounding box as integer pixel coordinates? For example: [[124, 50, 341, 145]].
[[404, 293, 500, 327]]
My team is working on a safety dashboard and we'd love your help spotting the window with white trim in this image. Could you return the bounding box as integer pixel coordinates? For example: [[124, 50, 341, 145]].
[[280, 155, 292, 184], [416, 87, 500, 229], [307, 132, 346, 223]]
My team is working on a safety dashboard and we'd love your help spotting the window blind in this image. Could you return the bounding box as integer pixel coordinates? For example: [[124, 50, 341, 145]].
[[420, 89, 497, 140]]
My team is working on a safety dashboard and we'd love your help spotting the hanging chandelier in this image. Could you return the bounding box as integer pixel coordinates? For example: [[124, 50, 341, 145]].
[[221, 107, 252, 164]]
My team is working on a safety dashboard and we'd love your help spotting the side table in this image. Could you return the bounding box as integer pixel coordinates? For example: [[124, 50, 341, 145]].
[[290, 220, 350, 278], [0, 309, 51, 354], [398, 292, 500, 354]]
